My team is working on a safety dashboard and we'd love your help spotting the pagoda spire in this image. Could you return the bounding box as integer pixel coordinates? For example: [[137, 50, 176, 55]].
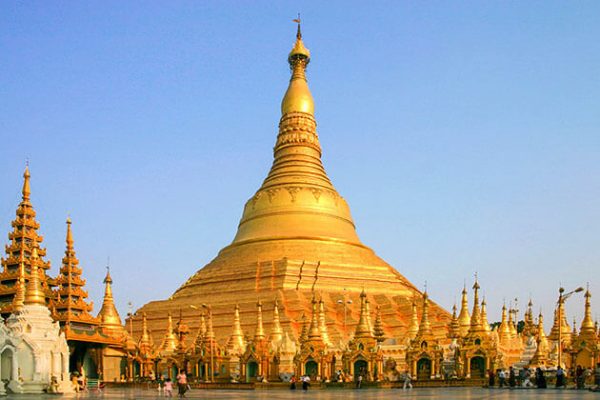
[[97, 267, 126, 337], [365, 297, 373, 335], [53, 218, 98, 331], [270, 299, 284, 343], [230, 24, 362, 247], [298, 313, 308, 343], [205, 308, 215, 340], [373, 305, 385, 343], [579, 286, 595, 338], [448, 304, 460, 339], [254, 300, 266, 341], [468, 279, 483, 334], [530, 312, 549, 366], [138, 312, 154, 357], [308, 296, 322, 340], [158, 312, 178, 355], [227, 304, 246, 354], [194, 312, 207, 348], [458, 285, 470, 336], [354, 290, 373, 338], [1, 166, 53, 312], [416, 291, 432, 337], [12, 250, 26, 311], [499, 304, 511, 343], [281, 20, 313, 117], [318, 297, 332, 346], [22, 165, 31, 202], [24, 246, 46, 305], [481, 297, 491, 332], [407, 299, 419, 339]]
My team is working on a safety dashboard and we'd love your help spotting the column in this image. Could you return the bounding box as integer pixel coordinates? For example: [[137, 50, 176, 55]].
[[431, 358, 436, 379]]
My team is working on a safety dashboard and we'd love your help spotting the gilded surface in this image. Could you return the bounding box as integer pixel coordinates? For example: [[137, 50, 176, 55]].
[[135, 25, 451, 350]]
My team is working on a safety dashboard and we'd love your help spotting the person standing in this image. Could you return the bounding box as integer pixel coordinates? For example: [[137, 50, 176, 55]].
[[289, 375, 296, 390], [556, 366, 565, 388], [498, 369, 506, 388], [488, 369, 495, 388], [594, 363, 600, 391], [535, 368, 546, 389], [576, 365, 585, 389], [176, 370, 188, 398], [508, 366, 516, 388]]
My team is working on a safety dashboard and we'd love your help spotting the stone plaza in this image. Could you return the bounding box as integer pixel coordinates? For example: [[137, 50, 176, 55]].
[[2, 387, 600, 399]]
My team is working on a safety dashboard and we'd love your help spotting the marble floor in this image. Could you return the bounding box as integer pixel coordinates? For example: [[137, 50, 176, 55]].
[[3, 387, 600, 399]]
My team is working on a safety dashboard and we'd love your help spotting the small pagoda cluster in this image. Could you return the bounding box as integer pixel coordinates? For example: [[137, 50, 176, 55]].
[[0, 167, 138, 383], [129, 277, 598, 384]]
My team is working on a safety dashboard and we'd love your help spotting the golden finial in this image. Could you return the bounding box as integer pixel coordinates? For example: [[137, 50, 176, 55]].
[[281, 16, 314, 115], [22, 164, 31, 201], [24, 246, 46, 305], [65, 217, 74, 250], [293, 13, 302, 39]]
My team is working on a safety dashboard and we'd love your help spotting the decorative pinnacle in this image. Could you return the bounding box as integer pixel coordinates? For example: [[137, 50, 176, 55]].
[[293, 13, 301, 39], [66, 217, 74, 249], [24, 246, 46, 305], [22, 165, 31, 201]]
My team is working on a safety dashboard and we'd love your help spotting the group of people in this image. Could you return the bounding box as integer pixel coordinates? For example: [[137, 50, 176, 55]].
[[289, 375, 311, 391], [159, 370, 189, 398], [488, 363, 600, 390]]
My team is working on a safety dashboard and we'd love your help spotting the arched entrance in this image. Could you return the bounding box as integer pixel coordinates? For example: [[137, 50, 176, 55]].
[[417, 358, 432, 380], [470, 356, 485, 378], [0, 348, 13, 381], [354, 359, 368, 379], [305, 360, 318, 378], [246, 361, 258, 381]]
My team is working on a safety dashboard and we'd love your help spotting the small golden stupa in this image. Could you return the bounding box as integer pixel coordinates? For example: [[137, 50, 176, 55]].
[[136, 24, 450, 348]]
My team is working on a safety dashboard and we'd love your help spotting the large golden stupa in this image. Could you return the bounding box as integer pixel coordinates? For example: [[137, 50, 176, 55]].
[[136, 25, 451, 347]]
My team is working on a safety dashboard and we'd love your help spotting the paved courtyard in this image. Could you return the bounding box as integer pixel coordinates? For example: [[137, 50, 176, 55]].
[[2, 387, 599, 399]]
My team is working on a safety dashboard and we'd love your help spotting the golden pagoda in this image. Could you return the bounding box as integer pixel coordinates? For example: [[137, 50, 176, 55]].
[[0, 167, 55, 314], [136, 22, 450, 361], [52, 218, 100, 332]]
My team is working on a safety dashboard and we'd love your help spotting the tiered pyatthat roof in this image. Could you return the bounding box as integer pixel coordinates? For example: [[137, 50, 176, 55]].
[[52, 218, 99, 330], [0, 167, 55, 314]]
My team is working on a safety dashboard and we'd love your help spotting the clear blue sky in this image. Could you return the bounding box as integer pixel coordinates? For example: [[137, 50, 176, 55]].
[[1, 2, 599, 330]]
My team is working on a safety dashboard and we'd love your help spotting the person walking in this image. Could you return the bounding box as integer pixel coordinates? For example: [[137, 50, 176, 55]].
[[302, 375, 310, 391], [576, 365, 585, 389], [176, 370, 188, 398], [289, 375, 296, 390], [164, 378, 174, 397], [356, 374, 363, 389], [403, 370, 412, 390]]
